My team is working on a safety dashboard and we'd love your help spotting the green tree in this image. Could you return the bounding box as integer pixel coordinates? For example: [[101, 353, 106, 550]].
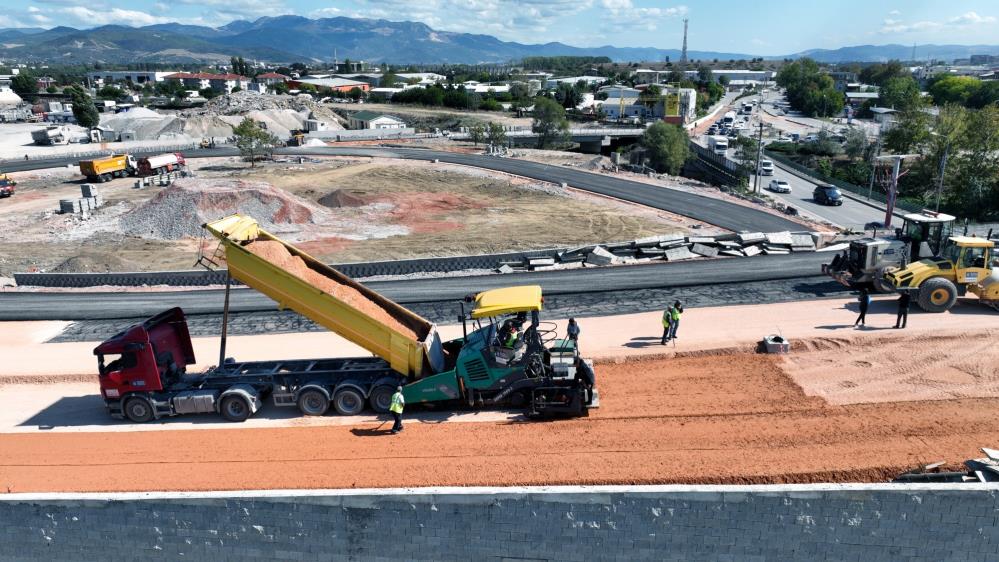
[[486, 122, 507, 146], [928, 75, 981, 106], [11, 72, 38, 102], [273, 81, 289, 95], [555, 83, 582, 109], [347, 87, 365, 101], [843, 127, 868, 160], [199, 87, 219, 99], [479, 97, 502, 111], [951, 106, 999, 218], [66, 86, 99, 128], [381, 72, 399, 87], [925, 104, 968, 210], [233, 117, 278, 167], [859, 61, 907, 86], [531, 96, 570, 149], [97, 85, 124, 100], [718, 75, 730, 87], [883, 109, 931, 154], [640, 122, 690, 174], [967, 81, 999, 109], [776, 58, 843, 117], [878, 76, 922, 110], [468, 123, 486, 146], [509, 82, 530, 101], [696, 65, 712, 84]]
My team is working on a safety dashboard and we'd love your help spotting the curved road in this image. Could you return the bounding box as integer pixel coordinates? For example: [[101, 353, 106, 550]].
[[1, 253, 828, 320], [3, 145, 805, 233]]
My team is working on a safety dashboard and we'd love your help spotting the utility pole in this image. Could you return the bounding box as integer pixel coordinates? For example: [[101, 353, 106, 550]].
[[934, 143, 950, 212], [752, 78, 767, 194], [866, 123, 882, 201], [876, 154, 915, 229]]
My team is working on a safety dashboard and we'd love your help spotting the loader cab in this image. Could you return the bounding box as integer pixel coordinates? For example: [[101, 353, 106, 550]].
[[899, 211, 955, 259], [943, 237, 994, 285]]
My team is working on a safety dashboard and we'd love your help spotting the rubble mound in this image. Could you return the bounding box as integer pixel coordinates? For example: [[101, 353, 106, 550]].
[[245, 240, 417, 339], [181, 91, 345, 129], [318, 189, 367, 208], [51, 254, 131, 273], [120, 178, 330, 240]]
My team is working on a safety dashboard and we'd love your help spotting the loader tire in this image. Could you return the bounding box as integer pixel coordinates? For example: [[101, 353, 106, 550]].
[[917, 277, 957, 313]]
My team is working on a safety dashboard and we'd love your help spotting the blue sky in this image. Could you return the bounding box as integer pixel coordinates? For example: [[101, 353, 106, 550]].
[[8, 0, 999, 55]]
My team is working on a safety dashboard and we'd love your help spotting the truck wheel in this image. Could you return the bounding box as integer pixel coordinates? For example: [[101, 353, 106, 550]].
[[368, 385, 394, 414], [508, 390, 528, 408], [123, 396, 154, 423], [917, 277, 958, 313], [297, 389, 329, 416], [220, 394, 251, 422], [333, 388, 365, 416]]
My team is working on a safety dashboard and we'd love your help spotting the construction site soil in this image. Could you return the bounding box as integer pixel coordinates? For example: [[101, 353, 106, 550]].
[[0, 157, 686, 276], [2, 332, 997, 493]]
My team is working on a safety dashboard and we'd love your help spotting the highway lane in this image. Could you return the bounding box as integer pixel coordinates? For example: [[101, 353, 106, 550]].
[[0, 253, 830, 320], [756, 164, 887, 228], [2, 145, 806, 233]]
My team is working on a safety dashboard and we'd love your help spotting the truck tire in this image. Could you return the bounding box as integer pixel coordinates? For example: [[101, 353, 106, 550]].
[[368, 385, 394, 414], [333, 388, 365, 416], [123, 396, 154, 423], [297, 388, 329, 416], [220, 394, 251, 422], [917, 277, 958, 313]]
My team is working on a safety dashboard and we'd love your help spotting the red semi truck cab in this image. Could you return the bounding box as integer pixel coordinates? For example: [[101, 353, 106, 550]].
[[94, 307, 196, 401]]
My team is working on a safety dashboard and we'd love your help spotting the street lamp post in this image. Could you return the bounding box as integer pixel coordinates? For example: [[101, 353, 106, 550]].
[[752, 79, 767, 194]]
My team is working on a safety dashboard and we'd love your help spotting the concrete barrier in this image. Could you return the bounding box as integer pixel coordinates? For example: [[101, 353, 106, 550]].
[[0, 484, 995, 561]]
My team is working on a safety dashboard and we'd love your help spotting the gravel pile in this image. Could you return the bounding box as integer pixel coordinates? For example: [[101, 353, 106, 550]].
[[119, 178, 328, 240], [182, 91, 345, 129]]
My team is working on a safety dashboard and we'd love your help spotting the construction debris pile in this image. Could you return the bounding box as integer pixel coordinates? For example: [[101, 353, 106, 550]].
[[894, 447, 999, 484], [59, 183, 104, 216], [119, 178, 325, 239], [181, 91, 345, 129], [498, 231, 821, 273], [245, 240, 417, 339]]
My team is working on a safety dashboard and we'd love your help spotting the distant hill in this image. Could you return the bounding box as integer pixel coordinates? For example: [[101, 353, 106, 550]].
[[0, 16, 997, 65], [790, 44, 999, 63]]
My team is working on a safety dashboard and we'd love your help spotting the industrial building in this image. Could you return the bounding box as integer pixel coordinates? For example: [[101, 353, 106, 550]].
[[602, 87, 697, 125]]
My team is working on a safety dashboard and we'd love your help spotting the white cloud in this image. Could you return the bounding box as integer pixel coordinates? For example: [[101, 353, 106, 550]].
[[948, 11, 996, 25], [599, 0, 687, 33], [310, 7, 342, 18], [881, 10, 996, 33], [60, 5, 172, 25], [888, 9, 900, 16]]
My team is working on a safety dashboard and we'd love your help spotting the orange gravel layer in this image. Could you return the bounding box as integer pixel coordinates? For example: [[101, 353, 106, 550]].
[[0, 353, 994, 493], [245, 240, 417, 339]]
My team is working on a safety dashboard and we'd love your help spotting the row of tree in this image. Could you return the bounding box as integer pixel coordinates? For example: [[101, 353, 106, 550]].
[[883, 105, 999, 219], [775, 58, 845, 117]]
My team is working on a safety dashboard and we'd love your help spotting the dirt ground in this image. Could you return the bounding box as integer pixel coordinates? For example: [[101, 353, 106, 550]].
[[0, 156, 686, 275], [1, 295, 998, 492], [2, 342, 998, 493]]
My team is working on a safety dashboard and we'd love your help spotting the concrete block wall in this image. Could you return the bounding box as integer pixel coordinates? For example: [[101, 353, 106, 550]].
[[0, 484, 996, 561]]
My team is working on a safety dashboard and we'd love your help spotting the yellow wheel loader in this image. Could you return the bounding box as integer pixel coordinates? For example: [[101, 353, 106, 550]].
[[884, 236, 999, 312]]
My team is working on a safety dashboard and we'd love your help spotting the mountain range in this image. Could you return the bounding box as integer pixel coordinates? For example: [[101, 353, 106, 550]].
[[1, 16, 998, 65]]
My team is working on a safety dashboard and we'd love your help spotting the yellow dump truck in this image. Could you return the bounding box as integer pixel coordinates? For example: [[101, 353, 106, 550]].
[[94, 214, 597, 423], [79, 154, 138, 182]]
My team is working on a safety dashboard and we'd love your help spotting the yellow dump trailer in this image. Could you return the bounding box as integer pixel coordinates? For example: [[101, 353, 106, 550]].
[[79, 154, 137, 182], [203, 215, 444, 377]]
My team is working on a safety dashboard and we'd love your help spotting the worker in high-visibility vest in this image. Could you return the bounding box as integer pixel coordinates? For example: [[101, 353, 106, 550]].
[[660, 304, 674, 345], [668, 301, 684, 340], [390, 386, 405, 434]]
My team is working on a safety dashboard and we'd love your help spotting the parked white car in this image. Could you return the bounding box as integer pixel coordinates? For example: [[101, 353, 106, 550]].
[[768, 179, 792, 193]]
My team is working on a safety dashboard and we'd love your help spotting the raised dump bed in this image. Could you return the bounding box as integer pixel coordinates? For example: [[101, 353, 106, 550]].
[[204, 214, 444, 377]]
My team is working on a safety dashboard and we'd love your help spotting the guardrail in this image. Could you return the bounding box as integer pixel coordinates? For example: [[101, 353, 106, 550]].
[[763, 149, 924, 213]]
